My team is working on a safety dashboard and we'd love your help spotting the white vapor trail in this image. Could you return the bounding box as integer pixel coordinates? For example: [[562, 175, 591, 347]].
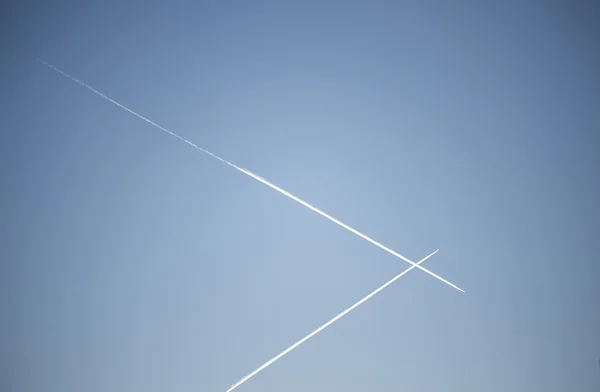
[[226, 249, 439, 392], [38, 60, 464, 293]]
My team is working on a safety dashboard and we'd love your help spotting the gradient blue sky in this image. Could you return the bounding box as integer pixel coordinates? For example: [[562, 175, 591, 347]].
[[2, 1, 599, 391]]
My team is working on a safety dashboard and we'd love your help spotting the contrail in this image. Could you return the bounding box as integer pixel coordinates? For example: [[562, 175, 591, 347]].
[[226, 249, 439, 392], [38, 60, 464, 293]]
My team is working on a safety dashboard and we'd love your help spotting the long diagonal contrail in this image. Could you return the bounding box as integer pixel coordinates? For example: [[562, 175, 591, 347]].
[[226, 249, 439, 392], [38, 60, 464, 293]]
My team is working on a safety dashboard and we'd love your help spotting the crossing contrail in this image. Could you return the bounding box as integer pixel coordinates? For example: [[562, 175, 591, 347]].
[[38, 60, 464, 293], [226, 249, 439, 391]]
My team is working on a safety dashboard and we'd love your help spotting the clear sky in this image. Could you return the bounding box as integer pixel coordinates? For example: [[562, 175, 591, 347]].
[[2, 1, 599, 391]]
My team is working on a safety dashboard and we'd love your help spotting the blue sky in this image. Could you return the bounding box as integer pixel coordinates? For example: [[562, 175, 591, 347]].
[[2, 1, 599, 391]]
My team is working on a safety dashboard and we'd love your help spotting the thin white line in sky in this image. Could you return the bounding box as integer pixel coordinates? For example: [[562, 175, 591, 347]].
[[226, 249, 439, 392], [38, 60, 464, 293]]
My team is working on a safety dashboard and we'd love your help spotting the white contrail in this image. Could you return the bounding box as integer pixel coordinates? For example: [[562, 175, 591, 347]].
[[38, 60, 464, 293], [226, 249, 439, 392]]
